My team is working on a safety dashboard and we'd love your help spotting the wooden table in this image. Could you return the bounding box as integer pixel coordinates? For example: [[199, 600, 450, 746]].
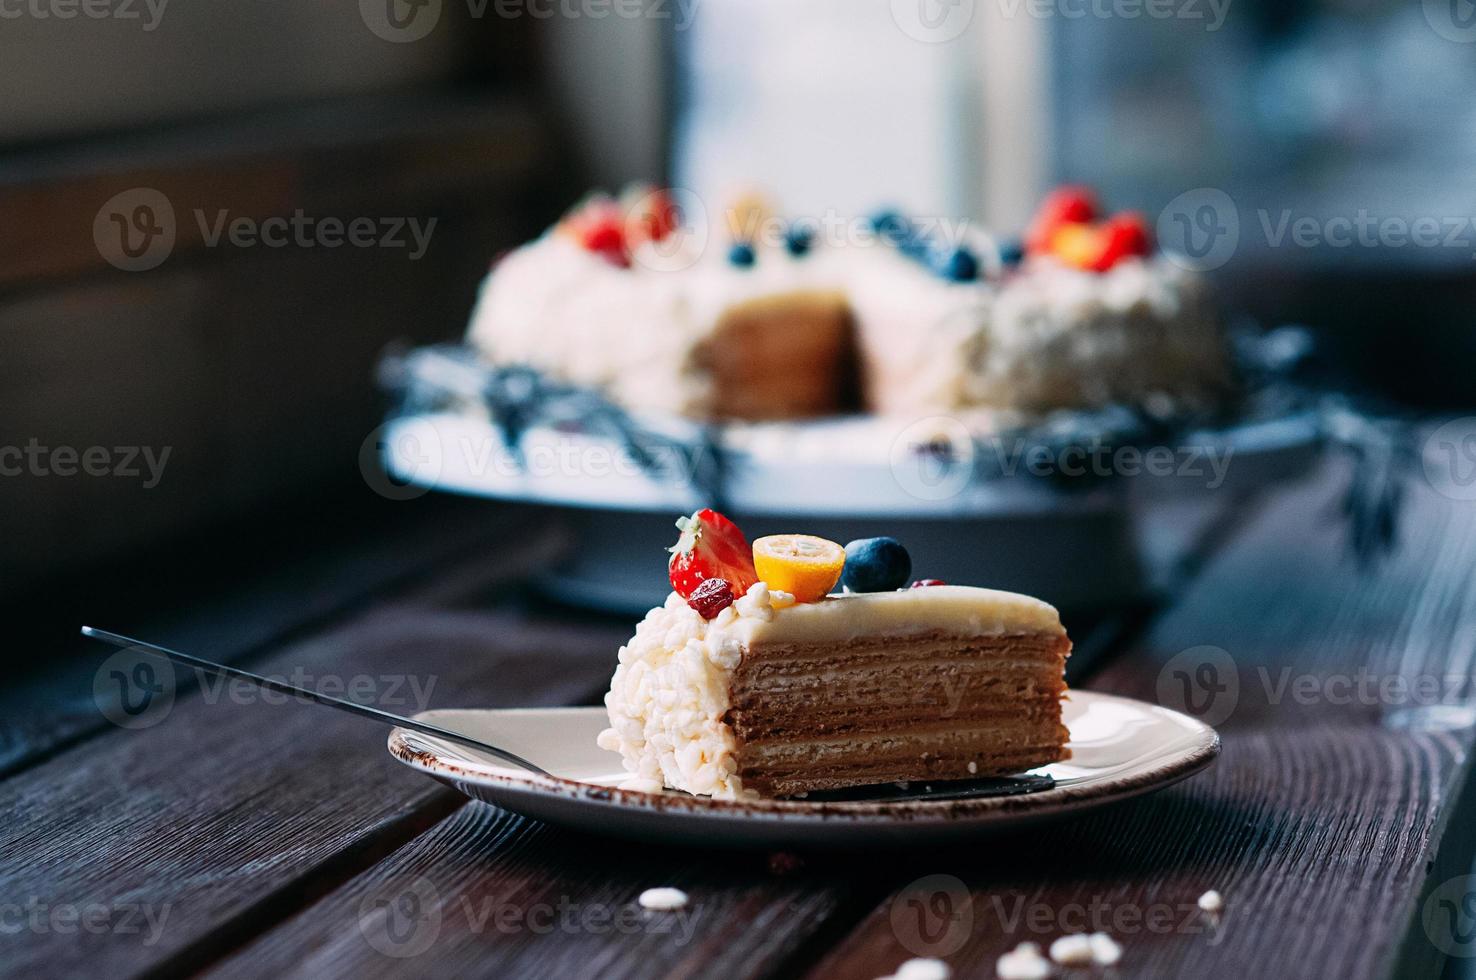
[[4, 454, 1475, 980]]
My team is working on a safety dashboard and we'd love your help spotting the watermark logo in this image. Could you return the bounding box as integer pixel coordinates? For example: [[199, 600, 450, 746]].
[[890, 874, 973, 957], [93, 647, 177, 730], [1423, 418, 1476, 501], [0, 898, 172, 943], [359, 876, 443, 958], [1424, 875, 1476, 957], [95, 188, 438, 272], [94, 188, 176, 272], [629, 186, 709, 273], [891, 0, 975, 43], [1156, 645, 1239, 727], [360, 0, 442, 42], [0, 440, 171, 487], [889, 416, 977, 502], [1424, 0, 1476, 43], [360, 421, 445, 501], [1158, 188, 1239, 271], [0, 0, 169, 31]]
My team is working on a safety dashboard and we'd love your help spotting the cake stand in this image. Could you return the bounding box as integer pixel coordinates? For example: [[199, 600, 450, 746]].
[[380, 409, 1321, 613]]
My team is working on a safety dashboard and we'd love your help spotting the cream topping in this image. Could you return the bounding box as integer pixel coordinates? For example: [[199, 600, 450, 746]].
[[597, 582, 1063, 798]]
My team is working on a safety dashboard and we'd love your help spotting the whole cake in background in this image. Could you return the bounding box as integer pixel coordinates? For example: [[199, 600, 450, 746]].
[[466, 184, 1232, 425], [595, 509, 1072, 799]]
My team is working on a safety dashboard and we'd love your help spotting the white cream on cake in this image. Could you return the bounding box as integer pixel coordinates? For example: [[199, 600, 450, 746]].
[[465, 188, 1231, 423], [596, 583, 1065, 799]]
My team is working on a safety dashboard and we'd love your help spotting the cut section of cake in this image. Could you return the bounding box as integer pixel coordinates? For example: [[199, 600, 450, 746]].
[[596, 513, 1071, 799]]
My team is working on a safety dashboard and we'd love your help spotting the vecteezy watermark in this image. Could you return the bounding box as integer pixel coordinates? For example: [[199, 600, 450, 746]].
[[1424, 0, 1476, 43], [0, 0, 168, 31], [1158, 188, 1240, 272], [992, 0, 1231, 30], [0, 439, 171, 488], [888, 417, 1235, 502], [1159, 188, 1476, 271], [1424, 875, 1476, 957], [980, 438, 1233, 489], [1156, 646, 1240, 727], [94, 188, 176, 272], [891, 0, 975, 43], [984, 892, 1229, 944], [0, 898, 172, 944], [890, 875, 974, 957], [1156, 645, 1476, 728], [94, 188, 437, 272], [195, 210, 436, 259], [358, 876, 699, 958], [93, 647, 178, 730], [92, 649, 438, 730], [1423, 418, 1476, 502], [360, 0, 700, 43], [360, 418, 714, 501]]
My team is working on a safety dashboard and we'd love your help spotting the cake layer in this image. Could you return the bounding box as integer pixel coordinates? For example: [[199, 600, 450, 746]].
[[727, 632, 1067, 739], [598, 583, 1071, 799], [724, 629, 1070, 795]]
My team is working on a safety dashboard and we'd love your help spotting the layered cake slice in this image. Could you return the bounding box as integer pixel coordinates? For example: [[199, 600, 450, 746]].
[[597, 511, 1071, 799]]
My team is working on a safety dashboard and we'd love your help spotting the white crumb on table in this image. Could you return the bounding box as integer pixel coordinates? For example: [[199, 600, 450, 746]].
[[1088, 931, 1122, 965], [1049, 933, 1095, 966], [996, 941, 1051, 979], [967, 761, 979, 774], [875, 957, 951, 980], [1198, 889, 1224, 913], [637, 887, 688, 911]]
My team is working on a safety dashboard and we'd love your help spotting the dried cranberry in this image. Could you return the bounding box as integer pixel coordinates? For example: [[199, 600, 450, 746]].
[[909, 579, 947, 589], [687, 577, 735, 619]]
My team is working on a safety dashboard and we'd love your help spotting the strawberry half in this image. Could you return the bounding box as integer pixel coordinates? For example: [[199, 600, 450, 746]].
[[1089, 212, 1152, 271], [668, 508, 759, 600]]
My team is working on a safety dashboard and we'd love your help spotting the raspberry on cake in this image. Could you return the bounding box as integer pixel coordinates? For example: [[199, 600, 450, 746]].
[[596, 513, 1072, 799]]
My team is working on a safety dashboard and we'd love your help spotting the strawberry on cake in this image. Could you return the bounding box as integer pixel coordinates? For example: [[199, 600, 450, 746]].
[[466, 185, 1231, 426], [596, 509, 1072, 799]]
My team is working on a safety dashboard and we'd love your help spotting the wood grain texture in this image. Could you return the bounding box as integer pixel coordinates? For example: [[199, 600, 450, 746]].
[[806, 459, 1476, 979], [202, 802, 881, 980], [0, 544, 625, 979], [0, 499, 570, 778]]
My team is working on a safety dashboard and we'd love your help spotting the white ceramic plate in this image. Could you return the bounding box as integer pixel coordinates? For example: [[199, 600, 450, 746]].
[[387, 691, 1219, 848]]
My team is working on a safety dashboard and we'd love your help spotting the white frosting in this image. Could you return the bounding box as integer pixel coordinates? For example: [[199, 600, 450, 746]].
[[597, 583, 1063, 799], [466, 228, 1226, 422], [466, 233, 848, 417]]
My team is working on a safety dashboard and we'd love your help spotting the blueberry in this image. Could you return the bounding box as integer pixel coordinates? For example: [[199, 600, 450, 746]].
[[999, 238, 1025, 266], [899, 233, 931, 261], [935, 245, 979, 282], [784, 225, 814, 257], [728, 241, 757, 268], [870, 209, 910, 246], [840, 537, 912, 593]]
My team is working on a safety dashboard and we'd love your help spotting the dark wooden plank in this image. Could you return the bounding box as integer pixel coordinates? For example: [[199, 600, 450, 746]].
[[805, 458, 1476, 979], [0, 499, 571, 778], [0, 538, 628, 979], [203, 803, 882, 980]]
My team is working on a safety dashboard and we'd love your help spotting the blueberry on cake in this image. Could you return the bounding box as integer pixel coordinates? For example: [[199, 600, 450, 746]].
[[596, 510, 1072, 799]]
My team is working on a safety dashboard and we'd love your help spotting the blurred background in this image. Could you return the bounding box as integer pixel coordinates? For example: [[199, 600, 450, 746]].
[[3, 0, 1475, 593]]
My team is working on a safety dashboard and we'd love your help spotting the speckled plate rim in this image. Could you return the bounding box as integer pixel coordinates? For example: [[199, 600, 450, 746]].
[[387, 691, 1219, 844]]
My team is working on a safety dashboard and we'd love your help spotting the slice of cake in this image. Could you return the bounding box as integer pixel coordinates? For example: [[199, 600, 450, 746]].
[[596, 510, 1071, 799]]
